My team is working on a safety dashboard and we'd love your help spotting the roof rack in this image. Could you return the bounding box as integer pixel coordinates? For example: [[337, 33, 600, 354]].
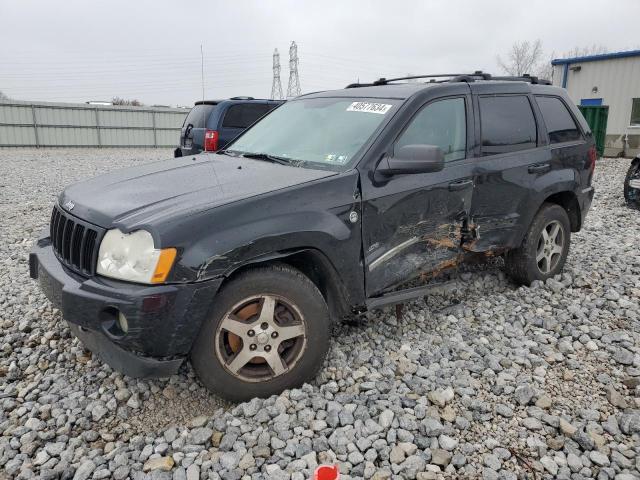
[[345, 71, 551, 88]]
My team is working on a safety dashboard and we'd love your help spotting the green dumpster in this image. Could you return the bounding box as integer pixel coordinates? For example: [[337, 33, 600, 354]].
[[578, 105, 608, 157]]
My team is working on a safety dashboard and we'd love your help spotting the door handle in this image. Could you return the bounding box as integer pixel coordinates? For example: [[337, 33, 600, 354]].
[[448, 179, 473, 191], [528, 163, 551, 174]]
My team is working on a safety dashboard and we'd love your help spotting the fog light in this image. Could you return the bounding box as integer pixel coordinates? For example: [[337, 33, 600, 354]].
[[117, 312, 129, 334], [100, 307, 129, 338]]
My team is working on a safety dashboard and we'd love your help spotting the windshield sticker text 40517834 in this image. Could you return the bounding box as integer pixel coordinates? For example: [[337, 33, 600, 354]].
[[346, 102, 392, 114]]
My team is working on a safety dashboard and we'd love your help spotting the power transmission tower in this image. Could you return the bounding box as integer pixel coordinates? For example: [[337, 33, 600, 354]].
[[270, 48, 283, 100], [286, 41, 301, 98]]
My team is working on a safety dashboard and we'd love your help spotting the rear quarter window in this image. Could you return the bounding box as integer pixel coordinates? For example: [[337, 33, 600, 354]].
[[222, 104, 275, 129], [479, 95, 537, 156], [535, 96, 582, 143]]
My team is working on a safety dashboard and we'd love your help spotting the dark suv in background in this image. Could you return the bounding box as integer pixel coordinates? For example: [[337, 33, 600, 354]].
[[31, 72, 595, 401], [174, 97, 282, 157]]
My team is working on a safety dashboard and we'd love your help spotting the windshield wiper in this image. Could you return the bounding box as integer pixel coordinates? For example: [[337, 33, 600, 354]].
[[240, 152, 291, 165]]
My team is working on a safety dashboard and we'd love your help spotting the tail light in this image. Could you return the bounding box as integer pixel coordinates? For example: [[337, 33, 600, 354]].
[[587, 145, 597, 172], [204, 130, 219, 151]]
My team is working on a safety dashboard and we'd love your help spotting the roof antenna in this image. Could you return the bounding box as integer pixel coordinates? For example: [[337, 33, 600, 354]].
[[200, 43, 207, 150], [200, 44, 205, 104]]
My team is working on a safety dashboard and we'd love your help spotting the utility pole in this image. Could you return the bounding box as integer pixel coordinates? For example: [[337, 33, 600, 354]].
[[270, 48, 283, 100], [286, 41, 301, 98]]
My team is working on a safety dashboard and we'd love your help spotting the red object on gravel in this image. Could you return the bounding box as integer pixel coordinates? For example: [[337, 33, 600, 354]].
[[314, 464, 339, 480]]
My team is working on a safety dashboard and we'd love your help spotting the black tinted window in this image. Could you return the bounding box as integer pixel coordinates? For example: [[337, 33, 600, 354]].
[[396, 97, 466, 161], [184, 104, 216, 128], [222, 104, 274, 128], [479, 95, 537, 155], [536, 96, 582, 143], [631, 98, 640, 125]]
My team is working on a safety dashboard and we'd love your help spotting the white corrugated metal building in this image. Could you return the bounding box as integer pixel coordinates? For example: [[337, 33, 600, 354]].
[[551, 49, 640, 157]]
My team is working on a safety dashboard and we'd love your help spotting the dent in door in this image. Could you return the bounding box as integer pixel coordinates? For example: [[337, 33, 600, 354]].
[[364, 187, 469, 294]]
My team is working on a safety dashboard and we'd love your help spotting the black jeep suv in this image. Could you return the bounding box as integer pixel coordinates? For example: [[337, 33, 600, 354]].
[[30, 72, 596, 401]]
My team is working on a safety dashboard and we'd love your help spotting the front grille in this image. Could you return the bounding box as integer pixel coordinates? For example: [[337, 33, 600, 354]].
[[50, 205, 104, 276]]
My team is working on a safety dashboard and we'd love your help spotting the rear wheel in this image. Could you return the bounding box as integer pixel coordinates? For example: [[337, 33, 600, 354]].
[[505, 203, 571, 285], [191, 265, 331, 401], [624, 161, 640, 209]]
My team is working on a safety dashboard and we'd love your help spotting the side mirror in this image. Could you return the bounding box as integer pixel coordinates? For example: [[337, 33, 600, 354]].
[[377, 144, 445, 176]]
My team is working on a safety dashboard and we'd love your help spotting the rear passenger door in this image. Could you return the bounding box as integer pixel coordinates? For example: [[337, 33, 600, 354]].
[[467, 84, 550, 252], [219, 103, 275, 149]]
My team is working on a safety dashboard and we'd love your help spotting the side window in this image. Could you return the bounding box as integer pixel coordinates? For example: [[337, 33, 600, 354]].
[[630, 98, 640, 126], [222, 104, 273, 129], [479, 95, 537, 156], [536, 96, 582, 143], [395, 97, 466, 161]]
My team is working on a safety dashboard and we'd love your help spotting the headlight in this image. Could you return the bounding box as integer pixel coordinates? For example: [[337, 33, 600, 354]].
[[97, 229, 176, 284]]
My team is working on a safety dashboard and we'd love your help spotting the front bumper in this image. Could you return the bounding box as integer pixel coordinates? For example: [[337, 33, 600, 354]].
[[29, 235, 223, 378]]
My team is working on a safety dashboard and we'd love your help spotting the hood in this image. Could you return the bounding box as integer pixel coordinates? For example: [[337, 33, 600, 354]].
[[59, 153, 336, 229]]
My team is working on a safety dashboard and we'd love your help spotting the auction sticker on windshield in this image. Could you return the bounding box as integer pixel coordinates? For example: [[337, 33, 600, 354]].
[[346, 102, 392, 114]]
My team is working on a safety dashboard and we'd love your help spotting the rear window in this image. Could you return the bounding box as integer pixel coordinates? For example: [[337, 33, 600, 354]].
[[184, 104, 217, 128], [535, 96, 582, 143], [479, 95, 537, 156], [222, 104, 275, 129]]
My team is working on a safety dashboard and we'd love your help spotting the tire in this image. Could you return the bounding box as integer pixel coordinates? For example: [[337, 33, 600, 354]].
[[191, 264, 331, 402], [623, 160, 640, 210], [505, 203, 571, 286]]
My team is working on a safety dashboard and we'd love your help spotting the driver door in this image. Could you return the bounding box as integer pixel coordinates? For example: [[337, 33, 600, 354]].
[[360, 96, 476, 296]]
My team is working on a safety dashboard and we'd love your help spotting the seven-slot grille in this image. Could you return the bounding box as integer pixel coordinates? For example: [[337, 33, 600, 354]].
[[49, 205, 104, 276]]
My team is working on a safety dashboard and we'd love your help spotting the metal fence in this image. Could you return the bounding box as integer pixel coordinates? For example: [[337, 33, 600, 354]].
[[0, 100, 188, 148]]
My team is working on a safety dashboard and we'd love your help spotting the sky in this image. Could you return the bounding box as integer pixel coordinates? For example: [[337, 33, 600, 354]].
[[0, 0, 638, 106]]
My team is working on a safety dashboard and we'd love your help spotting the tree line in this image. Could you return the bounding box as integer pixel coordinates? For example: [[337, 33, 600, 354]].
[[497, 40, 609, 80]]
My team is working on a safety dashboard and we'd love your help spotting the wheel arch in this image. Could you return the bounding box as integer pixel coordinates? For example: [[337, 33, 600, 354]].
[[542, 190, 581, 232], [219, 248, 353, 320]]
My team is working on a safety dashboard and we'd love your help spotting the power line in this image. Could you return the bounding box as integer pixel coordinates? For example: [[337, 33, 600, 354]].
[[270, 48, 283, 100], [286, 41, 301, 98]]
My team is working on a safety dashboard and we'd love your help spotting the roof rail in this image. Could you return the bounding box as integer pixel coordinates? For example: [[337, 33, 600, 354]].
[[345, 71, 551, 88], [490, 74, 552, 85]]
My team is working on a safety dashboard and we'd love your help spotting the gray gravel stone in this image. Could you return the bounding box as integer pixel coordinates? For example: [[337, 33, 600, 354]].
[[72, 460, 96, 480], [514, 384, 535, 406], [589, 451, 610, 467], [438, 434, 458, 451]]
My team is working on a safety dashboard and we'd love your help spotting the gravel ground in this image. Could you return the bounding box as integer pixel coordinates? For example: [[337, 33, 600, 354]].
[[1, 148, 639, 480]]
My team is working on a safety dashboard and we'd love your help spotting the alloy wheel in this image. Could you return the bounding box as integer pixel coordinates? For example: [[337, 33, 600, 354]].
[[536, 220, 565, 274], [214, 295, 307, 382]]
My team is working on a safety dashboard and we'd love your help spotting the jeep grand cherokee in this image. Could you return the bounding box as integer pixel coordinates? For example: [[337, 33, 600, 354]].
[[30, 72, 596, 401]]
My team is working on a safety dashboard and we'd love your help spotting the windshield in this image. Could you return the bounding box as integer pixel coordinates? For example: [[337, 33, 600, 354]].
[[225, 97, 399, 170]]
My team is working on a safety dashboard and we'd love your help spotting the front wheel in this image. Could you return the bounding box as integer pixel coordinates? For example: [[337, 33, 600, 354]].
[[623, 160, 640, 210], [505, 203, 571, 286], [191, 265, 331, 402]]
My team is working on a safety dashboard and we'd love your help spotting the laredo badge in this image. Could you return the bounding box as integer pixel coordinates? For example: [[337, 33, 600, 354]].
[[346, 102, 392, 114]]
